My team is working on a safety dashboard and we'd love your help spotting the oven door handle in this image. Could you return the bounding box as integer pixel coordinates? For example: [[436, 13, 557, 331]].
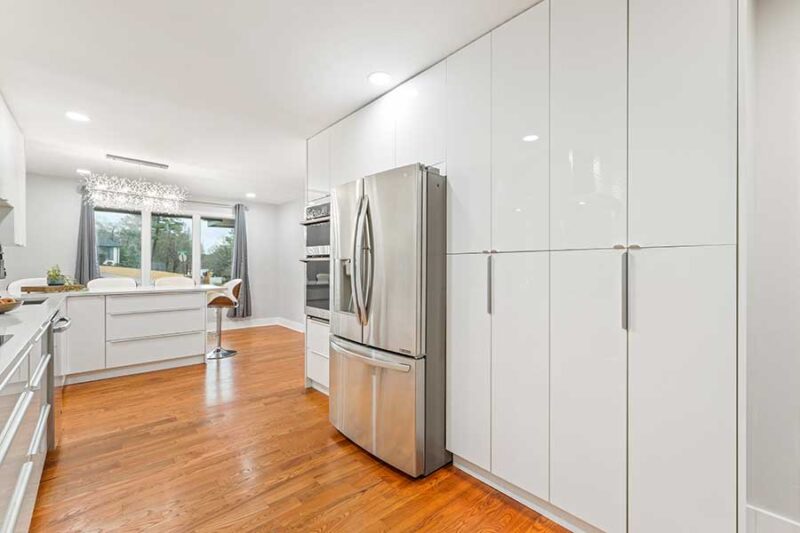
[[300, 257, 330, 263]]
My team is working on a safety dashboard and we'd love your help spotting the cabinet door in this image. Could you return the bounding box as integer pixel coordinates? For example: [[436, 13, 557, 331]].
[[329, 116, 358, 189], [550, 0, 627, 250], [307, 130, 330, 201], [628, 245, 736, 532], [446, 35, 491, 254], [550, 249, 627, 533], [491, 4, 549, 252], [491, 252, 549, 499], [66, 296, 106, 374], [355, 97, 395, 178], [629, 0, 736, 247], [395, 61, 446, 168], [446, 254, 491, 469]]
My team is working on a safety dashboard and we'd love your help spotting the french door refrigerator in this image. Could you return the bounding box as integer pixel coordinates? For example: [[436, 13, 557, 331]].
[[329, 163, 450, 477]]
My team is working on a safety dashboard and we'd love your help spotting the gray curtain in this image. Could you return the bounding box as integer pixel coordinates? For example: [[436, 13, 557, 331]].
[[228, 203, 252, 318], [75, 195, 99, 284]]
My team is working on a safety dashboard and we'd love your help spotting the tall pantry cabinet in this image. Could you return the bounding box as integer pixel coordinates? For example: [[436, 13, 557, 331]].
[[444, 0, 737, 531]]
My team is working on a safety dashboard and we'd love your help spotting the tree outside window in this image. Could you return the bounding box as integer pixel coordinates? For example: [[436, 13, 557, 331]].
[[95, 209, 142, 280], [151, 214, 193, 280], [201, 217, 234, 285]]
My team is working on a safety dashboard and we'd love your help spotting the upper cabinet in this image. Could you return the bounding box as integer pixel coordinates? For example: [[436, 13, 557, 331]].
[[306, 130, 330, 201], [491, 2, 549, 252], [0, 92, 26, 246], [395, 62, 446, 168], [446, 34, 492, 254], [550, 0, 627, 250], [628, 0, 736, 247]]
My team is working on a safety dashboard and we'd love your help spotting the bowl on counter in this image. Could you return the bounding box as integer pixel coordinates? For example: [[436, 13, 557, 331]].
[[0, 300, 22, 314]]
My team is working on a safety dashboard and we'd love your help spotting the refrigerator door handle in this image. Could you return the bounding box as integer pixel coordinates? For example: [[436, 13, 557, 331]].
[[331, 339, 411, 373], [362, 197, 374, 318], [352, 196, 367, 324]]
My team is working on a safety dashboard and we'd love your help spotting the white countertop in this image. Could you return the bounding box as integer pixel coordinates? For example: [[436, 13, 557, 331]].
[[0, 293, 66, 382], [60, 284, 221, 297]]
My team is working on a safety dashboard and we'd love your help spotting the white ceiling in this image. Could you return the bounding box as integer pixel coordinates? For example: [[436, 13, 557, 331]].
[[0, 0, 537, 204]]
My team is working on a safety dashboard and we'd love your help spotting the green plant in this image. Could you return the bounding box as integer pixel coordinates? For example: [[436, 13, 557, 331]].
[[47, 265, 65, 284]]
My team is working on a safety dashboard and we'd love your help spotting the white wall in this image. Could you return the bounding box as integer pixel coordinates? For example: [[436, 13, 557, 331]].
[[4, 173, 304, 327], [275, 199, 305, 327], [747, 0, 800, 530]]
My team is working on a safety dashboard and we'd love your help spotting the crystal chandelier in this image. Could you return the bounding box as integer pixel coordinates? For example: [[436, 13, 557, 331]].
[[82, 173, 188, 213]]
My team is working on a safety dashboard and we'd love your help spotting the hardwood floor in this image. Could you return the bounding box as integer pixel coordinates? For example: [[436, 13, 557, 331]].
[[31, 326, 567, 532]]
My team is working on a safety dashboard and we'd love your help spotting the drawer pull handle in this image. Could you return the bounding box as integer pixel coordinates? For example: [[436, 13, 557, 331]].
[[107, 330, 205, 344], [107, 306, 203, 316], [1, 461, 33, 533], [0, 391, 34, 464], [0, 344, 34, 392], [27, 404, 50, 457], [30, 353, 52, 391]]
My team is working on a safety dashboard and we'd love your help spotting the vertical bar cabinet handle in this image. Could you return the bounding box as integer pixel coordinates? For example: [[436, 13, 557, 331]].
[[487, 255, 493, 315], [621, 251, 629, 330]]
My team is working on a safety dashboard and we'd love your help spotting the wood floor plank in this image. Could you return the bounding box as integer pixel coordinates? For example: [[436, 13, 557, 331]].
[[30, 325, 567, 532]]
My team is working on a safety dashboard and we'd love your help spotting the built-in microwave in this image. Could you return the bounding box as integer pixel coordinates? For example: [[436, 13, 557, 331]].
[[301, 197, 331, 320]]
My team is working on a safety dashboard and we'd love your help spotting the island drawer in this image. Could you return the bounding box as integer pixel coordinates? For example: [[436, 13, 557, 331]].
[[106, 308, 205, 341], [106, 331, 205, 369], [106, 292, 205, 315]]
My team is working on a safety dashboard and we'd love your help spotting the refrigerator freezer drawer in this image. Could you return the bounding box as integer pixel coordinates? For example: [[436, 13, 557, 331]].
[[329, 337, 425, 477]]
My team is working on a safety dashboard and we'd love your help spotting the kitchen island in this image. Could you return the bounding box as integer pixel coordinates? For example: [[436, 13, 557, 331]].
[[0, 293, 66, 532], [19, 285, 222, 384]]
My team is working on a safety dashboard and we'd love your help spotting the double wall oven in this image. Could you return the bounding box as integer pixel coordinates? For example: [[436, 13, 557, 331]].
[[301, 197, 331, 321]]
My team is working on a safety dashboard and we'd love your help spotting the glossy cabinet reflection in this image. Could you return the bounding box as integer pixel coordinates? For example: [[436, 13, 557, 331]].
[[306, 130, 330, 201], [446, 253, 491, 470], [628, 245, 736, 532], [550, 0, 627, 250], [491, 4, 549, 252], [446, 35, 491, 254], [550, 249, 627, 533], [395, 61, 446, 168], [491, 252, 549, 499], [629, 0, 736, 247]]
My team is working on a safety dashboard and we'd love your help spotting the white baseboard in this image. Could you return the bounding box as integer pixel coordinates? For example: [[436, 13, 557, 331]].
[[307, 380, 329, 395], [66, 355, 204, 385], [452, 456, 602, 533], [748, 505, 800, 533], [206, 316, 306, 332]]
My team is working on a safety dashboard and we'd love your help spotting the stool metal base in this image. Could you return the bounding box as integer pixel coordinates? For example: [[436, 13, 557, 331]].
[[206, 346, 237, 360]]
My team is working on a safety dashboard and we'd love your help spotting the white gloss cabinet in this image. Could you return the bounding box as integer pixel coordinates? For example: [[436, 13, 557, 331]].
[[550, 249, 627, 533], [628, 245, 736, 533], [446, 34, 491, 254], [307, 130, 331, 201], [66, 296, 106, 374], [395, 61, 446, 168], [628, 0, 736, 247], [446, 253, 491, 470], [491, 252, 549, 499], [491, 3, 549, 252], [550, 0, 627, 250]]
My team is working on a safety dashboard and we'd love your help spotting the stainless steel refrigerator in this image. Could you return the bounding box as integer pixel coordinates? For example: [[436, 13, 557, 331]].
[[329, 163, 450, 477]]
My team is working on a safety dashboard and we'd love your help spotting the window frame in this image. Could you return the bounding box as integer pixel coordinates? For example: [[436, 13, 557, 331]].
[[199, 216, 236, 286], [94, 206, 234, 286], [94, 207, 144, 282]]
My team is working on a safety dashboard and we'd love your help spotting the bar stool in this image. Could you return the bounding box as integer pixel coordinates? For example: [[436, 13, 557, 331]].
[[206, 278, 243, 360]]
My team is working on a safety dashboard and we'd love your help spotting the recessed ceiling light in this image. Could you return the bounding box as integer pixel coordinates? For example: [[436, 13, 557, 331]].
[[522, 134, 540, 142], [368, 72, 392, 86], [245, 192, 256, 199], [65, 111, 91, 122], [76, 169, 92, 176]]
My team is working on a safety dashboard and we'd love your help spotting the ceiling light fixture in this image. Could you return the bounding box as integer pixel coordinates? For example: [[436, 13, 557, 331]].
[[522, 134, 540, 142], [82, 173, 187, 213], [76, 169, 92, 176], [368, 72, 392, 86], [65, 111, 91, 122], [245, 192, 256, 199], [106, 153, 169, 169]]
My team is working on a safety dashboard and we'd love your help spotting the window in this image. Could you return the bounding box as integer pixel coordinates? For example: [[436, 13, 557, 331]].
[[150, 214, 193, 280], [201, 217, 234, 285], [95, 209, 143, 280]]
